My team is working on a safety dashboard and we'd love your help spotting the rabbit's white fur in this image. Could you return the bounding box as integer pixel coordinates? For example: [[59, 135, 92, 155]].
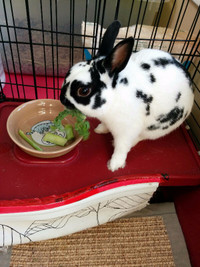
[[60, 22, 194, 172]]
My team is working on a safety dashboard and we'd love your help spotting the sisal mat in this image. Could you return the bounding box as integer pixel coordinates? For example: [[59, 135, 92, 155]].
[[10, 216, 175, 267]]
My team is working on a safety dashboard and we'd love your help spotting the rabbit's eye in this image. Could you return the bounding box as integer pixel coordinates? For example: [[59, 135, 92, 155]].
[[77, 87, 91, 97]]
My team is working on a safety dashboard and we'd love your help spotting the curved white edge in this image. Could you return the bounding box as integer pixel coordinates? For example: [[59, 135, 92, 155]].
[[0, 182, 159, 246]]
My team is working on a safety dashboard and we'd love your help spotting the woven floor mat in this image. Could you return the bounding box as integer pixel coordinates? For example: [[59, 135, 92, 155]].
[[10, 216, 175, 267]]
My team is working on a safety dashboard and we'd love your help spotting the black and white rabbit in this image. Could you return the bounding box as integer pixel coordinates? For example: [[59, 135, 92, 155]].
[[60, 21, 194, 172]]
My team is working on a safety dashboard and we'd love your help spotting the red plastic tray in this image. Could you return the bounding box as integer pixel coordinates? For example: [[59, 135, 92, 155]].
[[0, 101, 200, 211]]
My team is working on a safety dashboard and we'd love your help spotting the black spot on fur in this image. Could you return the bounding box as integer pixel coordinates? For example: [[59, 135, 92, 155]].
[[96, 59, 106, 74], [90, 65, 107, 108], [79, 63, 87, 67], [60, 82, 76, 109], [162, 126, 169, 130], [136, 90, 153, 116], [176, 92, 181, 102], [90, 63, 101, 81], [153, 58, 172, 68], [112, 73, 119, 88], [147, 125, 160, 131], [136, 90, 153, 104], [153, 57, 192, 88], [146, 105, 150, 115], [147, 107, 184, 131], [93, 94, 106, 109], [157, 107, 184, 126], [172, 58, 193, 88], [141, 63, 151, 70], [150, 73, 156, 83], [120, 78, 128, 85]]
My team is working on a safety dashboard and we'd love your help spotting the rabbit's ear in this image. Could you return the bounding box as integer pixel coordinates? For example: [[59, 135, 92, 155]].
[[104, 37, 134, 75], [97, 20, 121, 57]]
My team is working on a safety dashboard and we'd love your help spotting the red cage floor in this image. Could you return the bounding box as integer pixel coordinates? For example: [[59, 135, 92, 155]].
[[1, 101, 200, 201]]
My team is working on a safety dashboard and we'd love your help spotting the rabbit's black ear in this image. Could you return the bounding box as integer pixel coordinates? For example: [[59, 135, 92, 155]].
[[97, 21, 121, 57], [104, 37, 134, 76]]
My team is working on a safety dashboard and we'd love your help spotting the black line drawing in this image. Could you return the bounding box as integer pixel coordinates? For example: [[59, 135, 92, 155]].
[[25, 193, 152, 236], [0, 224, 32, 246], [0, 192, 152, 246], [24, 207, 95, 237]]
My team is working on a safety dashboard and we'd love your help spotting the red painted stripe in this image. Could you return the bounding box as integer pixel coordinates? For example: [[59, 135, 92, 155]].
[[0, 175, 161, 213]]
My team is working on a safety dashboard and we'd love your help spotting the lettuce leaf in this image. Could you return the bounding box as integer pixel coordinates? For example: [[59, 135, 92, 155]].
[[51, 109, 90, 140]]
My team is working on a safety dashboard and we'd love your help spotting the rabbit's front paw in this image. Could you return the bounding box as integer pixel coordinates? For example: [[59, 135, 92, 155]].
[[107, 157, 126, 172], [94, 123, 109, 134]]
